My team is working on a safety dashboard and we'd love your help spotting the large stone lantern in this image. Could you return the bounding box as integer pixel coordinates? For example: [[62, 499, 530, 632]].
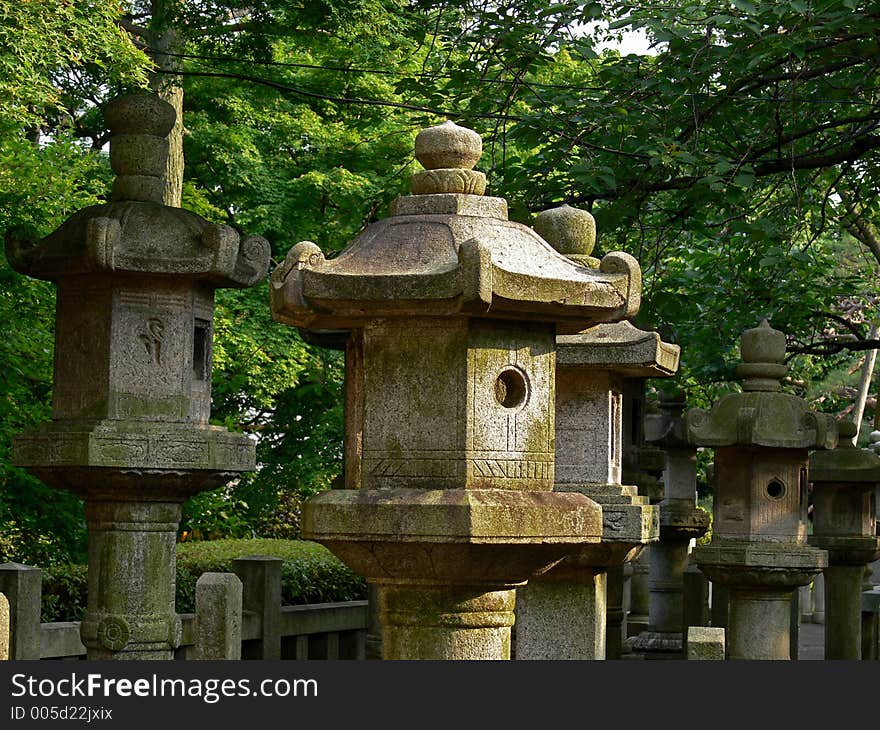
[[808, 420, 880, 659], [270, 121, 641, 659], [686, 320, 835, 660], [7, 95, 270, 659]]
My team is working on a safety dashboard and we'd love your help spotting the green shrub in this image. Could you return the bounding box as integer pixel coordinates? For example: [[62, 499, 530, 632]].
[[40, 564, 88, 624], [39, 539, 366, 622]]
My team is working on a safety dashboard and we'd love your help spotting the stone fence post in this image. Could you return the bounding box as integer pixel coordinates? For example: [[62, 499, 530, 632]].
[[686, 627, 725, 660], [0, 563, 41, 659], [195, 573, 243, 660], [233, 556, 282, 659], [0, 592, 9, 660]]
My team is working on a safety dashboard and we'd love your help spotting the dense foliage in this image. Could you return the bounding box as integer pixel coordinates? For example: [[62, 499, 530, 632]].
[[2, 1, 879, 562], [40, 539, 367, 622]]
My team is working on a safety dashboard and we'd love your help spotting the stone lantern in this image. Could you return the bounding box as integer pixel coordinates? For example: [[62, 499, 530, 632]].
[[270, 121, 642, 660], [686, 320, 835, 660], [808, 420, 880, 659], [513, 204, 673, 659], [632, 388, 710, 658], [6, 95, 270, 659]]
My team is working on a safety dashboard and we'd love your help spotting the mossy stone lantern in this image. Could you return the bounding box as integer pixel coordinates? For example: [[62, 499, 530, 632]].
[[7, 94, 270, 659], [514, 204, 673, 660], [270, 121, 642, 660], [686, 320, 835, 660], [808, 420, 880, 659]]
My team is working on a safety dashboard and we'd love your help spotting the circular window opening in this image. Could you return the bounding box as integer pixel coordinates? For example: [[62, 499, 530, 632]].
[[494, 368, 528, 409], [766, 479, 786, 500]]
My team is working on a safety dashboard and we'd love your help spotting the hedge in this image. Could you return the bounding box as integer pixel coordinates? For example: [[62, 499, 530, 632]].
[[40, 539, 367, 623]]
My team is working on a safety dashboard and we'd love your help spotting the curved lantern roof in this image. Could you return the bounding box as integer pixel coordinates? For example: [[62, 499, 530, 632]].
[[270, 121, 641, 335], [6, 94, 269, 289], [685, 320, 837, 450]]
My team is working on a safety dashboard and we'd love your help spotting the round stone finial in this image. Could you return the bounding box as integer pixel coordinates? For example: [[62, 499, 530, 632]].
[[105, 94, 176, 138], [410, 121, 487, 196], [534, 205, 596, 258], [415, 120, 482, 170], [740, 319, 786, 364], [837, 420, 858, 445], [737, 319, 788, 391], [105, 93, 175, 204]]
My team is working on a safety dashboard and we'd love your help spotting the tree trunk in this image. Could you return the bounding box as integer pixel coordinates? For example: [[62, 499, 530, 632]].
[[851, 324, 878, 444], [149, 1, 184, 208]]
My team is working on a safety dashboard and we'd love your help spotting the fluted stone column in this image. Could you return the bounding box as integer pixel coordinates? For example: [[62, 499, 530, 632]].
[[688, 320, 835, 660]]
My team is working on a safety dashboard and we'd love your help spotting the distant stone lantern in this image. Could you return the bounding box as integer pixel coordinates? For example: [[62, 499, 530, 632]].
[[808, 420, 880, 659], [270, 121, 642, 659], [686, 320, 835, 660], [7, 94, 270, 659]]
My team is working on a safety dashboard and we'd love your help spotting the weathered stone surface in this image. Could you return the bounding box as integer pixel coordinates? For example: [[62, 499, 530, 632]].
[[0, 563, 41, 659], [196, 573, 243, 660], [303, 488, 602, 584], [415, 120, 482, 170], [8, 96, 269, 286], [556, 321, 679, 376], [347, 319, 556, 492], [516, 571, 606, 660], [686, 626, 725, 660], [232, 557, 282, 660], [285, 124, 633, 660], [685, 321, 836, 450], [379, 586, 514, 660], [5, 94, 267, 660], [0, 592, 8, 661]]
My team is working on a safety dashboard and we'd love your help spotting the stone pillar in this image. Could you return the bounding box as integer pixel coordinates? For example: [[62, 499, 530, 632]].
[[812, 572, 826, 624], [688, 320, 834, 660], [683, 561, 710, 629], [380, 586, 515, 660], [634, 389, 710, 658], [686, 626, 725, 660], [862, 587, 880, 660], [6, 94, 269, 660], [0, 563, 42, 660], [0, 592, 8, 661], [808, 420, 880, 659], [233, 556, 282, 660], [80, 501, 182, 659], [195, 573, 243, 660], [516, 569, 606, 660], [273, 123, 642, 660], [605, 566, 628, 658], [365, 584, 382, 660]]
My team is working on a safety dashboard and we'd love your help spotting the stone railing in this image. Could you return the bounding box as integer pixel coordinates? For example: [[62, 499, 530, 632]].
[[0, 557, 368, 661]]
